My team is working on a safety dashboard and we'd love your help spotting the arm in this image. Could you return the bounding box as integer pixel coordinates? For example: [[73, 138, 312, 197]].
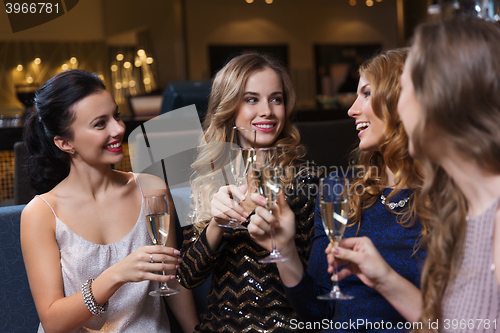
[[249, 192, 334, 321], [328, 237, 422, 322], [21, 199, 180, 333]]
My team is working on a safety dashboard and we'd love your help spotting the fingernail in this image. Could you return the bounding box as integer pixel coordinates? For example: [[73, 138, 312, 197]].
[[175, 264, 180, 269], [260, 198, 267, 205], [243, 211, 249, 218], [177, 258, 183, 263], [333, 248, 340, 255], [170, 275, 177, 280], [173, 250, 180, 255]]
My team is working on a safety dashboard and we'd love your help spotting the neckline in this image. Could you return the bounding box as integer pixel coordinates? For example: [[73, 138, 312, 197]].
[[56, 201, 144, 247], [467, 195, 500, 220]]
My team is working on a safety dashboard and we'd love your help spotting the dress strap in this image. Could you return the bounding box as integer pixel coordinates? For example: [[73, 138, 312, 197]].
[[35, 195, 58, 219], [130, 172, 144, 197]]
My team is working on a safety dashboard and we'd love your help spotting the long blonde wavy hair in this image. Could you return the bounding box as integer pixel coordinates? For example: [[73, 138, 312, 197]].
[[408, 17, 500, 329], [348, 49, 431, 237], [190, 53, 304, 231]]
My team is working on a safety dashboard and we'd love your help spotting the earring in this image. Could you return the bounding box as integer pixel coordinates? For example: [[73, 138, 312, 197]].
[[70, 150, 75, 155]]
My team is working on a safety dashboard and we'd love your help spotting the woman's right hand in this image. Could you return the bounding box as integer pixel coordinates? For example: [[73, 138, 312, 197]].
[[210, 184, 250, 226], [326, 237, 393, 291], [112, 245, 182, 284]]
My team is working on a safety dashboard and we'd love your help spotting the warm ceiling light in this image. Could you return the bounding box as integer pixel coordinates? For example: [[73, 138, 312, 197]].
[[146, 57, 154, 64], [34, 58, 41, 65], [62, 64, 69, 70], [26, 77, 33, 84], [115, 82, 122, 89], [349, 0, 356, 6], [135, 60, 142, 67], [265, 0, 273, 4], [137, 49, 146, 57], [376, 0, 382, 2], [246, 0, 254, 3], [70, 57, 77, 64], [111, 64, 118, 72], [116, 54, 124, 61], [16, 64, 23, 71], [123, 61, 131, 69], [366, 0, 374, 6]]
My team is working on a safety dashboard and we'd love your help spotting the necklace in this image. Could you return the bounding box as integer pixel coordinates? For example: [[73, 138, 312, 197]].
[[380, 194, 410, 210]]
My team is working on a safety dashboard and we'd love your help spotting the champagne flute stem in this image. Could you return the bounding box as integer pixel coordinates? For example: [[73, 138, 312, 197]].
[[160, 263, 169, 290], [268, 208, 278, 255], [330, 242, 341, 294]]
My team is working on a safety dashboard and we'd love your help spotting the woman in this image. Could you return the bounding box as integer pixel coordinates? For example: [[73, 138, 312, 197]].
[[328, 17, 500, 332], [249, 49, 430, 332], [21, 69, 198, 333], [177, 53, 321, 332]]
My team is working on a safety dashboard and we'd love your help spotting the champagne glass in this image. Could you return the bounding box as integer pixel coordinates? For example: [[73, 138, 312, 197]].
[[317, 177, 354, 300], [252, 147, 288, 263], [145, 195, 180, 296], [218, 126, 256, 229]]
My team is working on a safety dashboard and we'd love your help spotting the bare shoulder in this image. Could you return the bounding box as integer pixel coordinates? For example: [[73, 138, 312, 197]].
[[135, 172, 168, 196], [21, 194, 58, 248]]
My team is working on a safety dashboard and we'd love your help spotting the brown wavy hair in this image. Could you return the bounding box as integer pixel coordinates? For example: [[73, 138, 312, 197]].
[[190, 53, 304, 231], [348, 49, 431, 237], [408, 17, 500, 329]]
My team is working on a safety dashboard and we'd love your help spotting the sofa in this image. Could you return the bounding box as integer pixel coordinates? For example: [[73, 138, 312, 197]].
[[0, 204, 40, 332]]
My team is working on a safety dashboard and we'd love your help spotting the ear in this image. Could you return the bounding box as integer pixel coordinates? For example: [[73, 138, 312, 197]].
[[54, 135, 74, 154]]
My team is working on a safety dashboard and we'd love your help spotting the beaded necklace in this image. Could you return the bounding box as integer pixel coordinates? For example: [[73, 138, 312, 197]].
[[380, 194, 410, 210]]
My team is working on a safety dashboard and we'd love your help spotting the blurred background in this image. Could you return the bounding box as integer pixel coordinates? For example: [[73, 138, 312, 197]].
[[1, 0, 495, 205]]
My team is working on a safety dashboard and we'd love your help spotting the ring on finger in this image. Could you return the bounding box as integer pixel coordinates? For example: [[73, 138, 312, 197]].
[[150, 254, 154, 263]]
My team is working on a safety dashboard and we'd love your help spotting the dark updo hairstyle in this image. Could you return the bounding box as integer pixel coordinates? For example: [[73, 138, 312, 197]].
[[23, 69, 106, 193]]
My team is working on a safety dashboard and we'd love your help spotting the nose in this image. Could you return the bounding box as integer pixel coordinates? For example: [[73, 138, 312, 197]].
[[110, 118, 125, 138], [347, 96, 361, 118], [259, 101, 273, 117]]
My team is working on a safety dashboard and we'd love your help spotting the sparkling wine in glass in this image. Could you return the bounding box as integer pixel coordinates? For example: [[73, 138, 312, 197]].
[[218, 126, 256, 229], [318, 177, 354, 300], [145, 195, 180, 296], [252, 147, 288, 263]]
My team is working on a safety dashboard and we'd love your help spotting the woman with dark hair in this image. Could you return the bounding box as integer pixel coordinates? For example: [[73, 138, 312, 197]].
[[177, 53, 321, 332], [21, 69, 198, 333], [327, 17, 500, 332], [249, 49, 431, 332]]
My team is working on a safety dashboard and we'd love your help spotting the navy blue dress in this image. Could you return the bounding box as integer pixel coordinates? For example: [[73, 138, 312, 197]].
[[284, 188, 425, 332]]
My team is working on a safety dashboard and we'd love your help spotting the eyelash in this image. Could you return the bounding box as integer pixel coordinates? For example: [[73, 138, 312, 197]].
[[245, 97, 283, 103], [363, 91, 371, 98], [95, 111, 121, 129]]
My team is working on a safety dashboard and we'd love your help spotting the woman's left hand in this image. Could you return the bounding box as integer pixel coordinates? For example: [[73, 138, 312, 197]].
[[248, 191, 296, 256]]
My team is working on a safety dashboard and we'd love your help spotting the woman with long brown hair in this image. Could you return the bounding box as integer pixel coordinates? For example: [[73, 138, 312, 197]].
[[249, 49, 431, 332], [327, 17, 500, 332], [177, 53, 321, 332]]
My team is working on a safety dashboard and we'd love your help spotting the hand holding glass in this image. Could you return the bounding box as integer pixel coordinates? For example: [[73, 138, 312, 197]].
[[145, 195, 179, 296], [218, 126, 256, 230], [318, 177, 353, 300]]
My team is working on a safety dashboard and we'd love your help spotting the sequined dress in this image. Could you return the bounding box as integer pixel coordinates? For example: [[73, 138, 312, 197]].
[[36, 174, 170, 333], [178, 162, 321, 332], [285, 188, 425, 332]]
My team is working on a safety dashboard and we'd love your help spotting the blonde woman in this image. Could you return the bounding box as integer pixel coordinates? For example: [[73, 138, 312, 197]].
[[177, 53, 321, 332]]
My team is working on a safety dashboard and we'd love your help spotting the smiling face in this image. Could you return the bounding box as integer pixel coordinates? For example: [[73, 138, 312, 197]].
[[234, 67, 286, 149], [347, 76, 385, 151], [68, 90, 125, 165], [398, 59, 424, 157]]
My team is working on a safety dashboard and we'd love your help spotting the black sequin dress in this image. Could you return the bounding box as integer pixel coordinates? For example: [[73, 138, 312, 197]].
[[178, 161, 321, 332]]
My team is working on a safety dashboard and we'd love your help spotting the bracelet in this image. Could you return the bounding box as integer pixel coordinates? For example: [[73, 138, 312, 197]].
[[81, 278, 108, 316]]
